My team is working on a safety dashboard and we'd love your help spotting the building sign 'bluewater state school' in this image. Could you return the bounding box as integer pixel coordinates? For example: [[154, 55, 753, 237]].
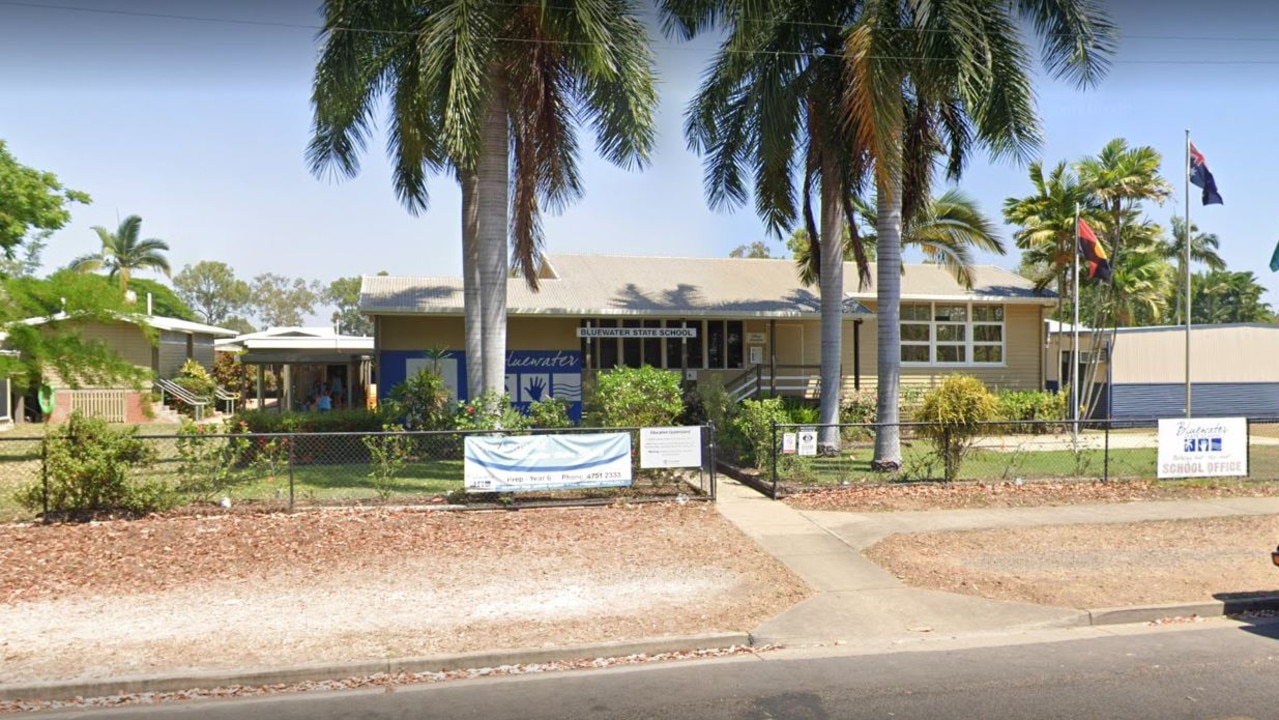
[[378, 350, 583, 422]]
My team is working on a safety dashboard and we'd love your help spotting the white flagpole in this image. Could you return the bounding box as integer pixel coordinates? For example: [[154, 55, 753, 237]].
[[1185, 129, 1193, 418], [1072, 203, 1081, 452]]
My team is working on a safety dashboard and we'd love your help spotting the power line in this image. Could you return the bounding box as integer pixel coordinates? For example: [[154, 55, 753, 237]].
[[5, 0, 1279, 67]]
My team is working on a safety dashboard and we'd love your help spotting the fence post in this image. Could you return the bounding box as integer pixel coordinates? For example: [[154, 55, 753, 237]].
[[287, 433, 295, 513], [40, 435, 49, 519], [771, 422, 779, 499], [707, 422, 717, 501], [1103, 418, 1110, 482]]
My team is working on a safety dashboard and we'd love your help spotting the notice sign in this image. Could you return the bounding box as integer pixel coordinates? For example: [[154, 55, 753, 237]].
[[640, 426, 702, 469], [1157, 417, 1248, 479], [781, 433, 797, 455], [464, 432, 632, 492], [797, 428, 817, 457]]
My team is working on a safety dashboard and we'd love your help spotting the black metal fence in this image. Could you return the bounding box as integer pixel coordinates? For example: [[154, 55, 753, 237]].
[[760, 418, 1279, 499], [0, 425, 717, 520]]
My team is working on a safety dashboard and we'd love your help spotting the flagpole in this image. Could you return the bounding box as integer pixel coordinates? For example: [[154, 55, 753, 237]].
[[1184, 129, 1193, 418], [1072, 202, 1080, 452]]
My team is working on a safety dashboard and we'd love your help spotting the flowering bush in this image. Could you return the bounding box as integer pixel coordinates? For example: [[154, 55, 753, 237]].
[[452, 392, 529, 432]]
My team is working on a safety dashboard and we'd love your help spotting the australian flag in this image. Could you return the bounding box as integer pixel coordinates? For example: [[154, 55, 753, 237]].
[[1189, 142, 1223, 205]]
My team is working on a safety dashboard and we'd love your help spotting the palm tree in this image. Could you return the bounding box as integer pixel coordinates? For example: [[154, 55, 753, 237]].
[[310, 0, 657, 401], [1076, 139, 1172, 254], [659, 2, 877, 454], [1191, 270, 1275, 324], [1081, 228, 1173, 327], [793, 190, 1005, 288], [842, 0, 1116, 469], [1003, 161, 1100, 321], [1166, 215, 1226, 324], [69, 215, 171, 294]]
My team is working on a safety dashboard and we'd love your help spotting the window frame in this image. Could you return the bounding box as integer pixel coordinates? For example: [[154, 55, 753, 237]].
[[899, 302, 1007, 368]]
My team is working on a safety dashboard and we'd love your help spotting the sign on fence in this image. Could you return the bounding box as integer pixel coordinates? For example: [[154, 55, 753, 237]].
[[1156, 417, 1248, 479], [464, 432, 633, 492], [640, 426, 702, 469], [781, 433, 797, 455], [797, 428, 817, 457]]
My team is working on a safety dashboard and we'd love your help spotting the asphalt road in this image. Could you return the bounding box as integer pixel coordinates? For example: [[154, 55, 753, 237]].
[[34, 618, 1279, 720]]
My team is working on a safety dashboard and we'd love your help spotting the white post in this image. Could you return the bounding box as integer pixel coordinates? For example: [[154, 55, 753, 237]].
[[1072, 203, 1081, 452], [1184, 129, 1193, 418]]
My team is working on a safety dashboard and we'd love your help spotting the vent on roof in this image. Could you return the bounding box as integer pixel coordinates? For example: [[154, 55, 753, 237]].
[[536, 256, 559, 280]]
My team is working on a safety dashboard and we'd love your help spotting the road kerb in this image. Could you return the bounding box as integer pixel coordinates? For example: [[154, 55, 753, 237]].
[[1088, 593, 1279, 626], [0, 632, 754, 703]]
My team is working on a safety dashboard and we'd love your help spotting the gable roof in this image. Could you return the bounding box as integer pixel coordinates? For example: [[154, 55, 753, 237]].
[[17, 312, 238, 337], [216, 326, 373, 353], [360, 253, 1051, 318]]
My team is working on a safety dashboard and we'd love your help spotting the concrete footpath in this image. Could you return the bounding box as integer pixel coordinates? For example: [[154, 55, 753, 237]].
[[715, 479, 1279, 646]]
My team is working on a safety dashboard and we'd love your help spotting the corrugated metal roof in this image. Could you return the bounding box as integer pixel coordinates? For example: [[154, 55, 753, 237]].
[[18, 312, 238, 337], [360, 254, 1050, 317]]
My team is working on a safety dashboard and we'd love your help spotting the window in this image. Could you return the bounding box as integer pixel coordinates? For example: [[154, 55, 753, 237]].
[[597, 319, 619, 368], [972, 306, 1004, 363], [621, 319, 642, 368], [582, 318, 752, 370], [900, 303, 1005, 366], [642, 320, 663, 368]]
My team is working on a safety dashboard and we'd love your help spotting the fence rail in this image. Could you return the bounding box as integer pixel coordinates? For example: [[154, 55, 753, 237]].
[[0, 425, 717, 520], [750, 417, 1279, 499]]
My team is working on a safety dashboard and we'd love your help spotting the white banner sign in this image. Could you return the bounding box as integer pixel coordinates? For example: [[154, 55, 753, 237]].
[[640, 426, 702, 469], [1157, 417, 1248, 479], [576, 327, 697, 338], [464, 432, 632, 492], [781, 433, 797, 455]]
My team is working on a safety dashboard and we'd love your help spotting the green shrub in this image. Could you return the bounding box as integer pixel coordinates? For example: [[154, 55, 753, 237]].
[[385, 366, 454, 431], [782, 398, 820, 425], [363, 423, 411, 500], [234, 408, 385, 434], [914, 375, 999, 483], [528, 397, 574, 429], [171, 359, 218, 417], [840, 389, 877, 425], [16, 412, 170, 518], [454, 392, 530, 432], [586, 366, 684, 428], [731, 397, 790, 468], [996, 390, 1068, 433], [174, 417, 255, 502]]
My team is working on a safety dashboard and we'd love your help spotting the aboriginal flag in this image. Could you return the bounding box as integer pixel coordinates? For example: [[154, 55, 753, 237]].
[[1077, 218, 1112, 282]]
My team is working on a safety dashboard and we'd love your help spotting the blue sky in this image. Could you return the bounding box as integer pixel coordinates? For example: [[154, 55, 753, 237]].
[[2, 0, 1278, 320]]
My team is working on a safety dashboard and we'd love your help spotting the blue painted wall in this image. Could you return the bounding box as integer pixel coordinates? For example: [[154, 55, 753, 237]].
[[379, 349, 583, 422]]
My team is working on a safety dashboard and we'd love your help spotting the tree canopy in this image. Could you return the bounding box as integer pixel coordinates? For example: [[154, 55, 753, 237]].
[[0, 141, 90, 258], [173, 261, 252, 326]]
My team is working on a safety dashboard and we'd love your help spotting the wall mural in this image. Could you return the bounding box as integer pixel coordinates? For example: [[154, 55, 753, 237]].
[[379, 349, 583, 422]]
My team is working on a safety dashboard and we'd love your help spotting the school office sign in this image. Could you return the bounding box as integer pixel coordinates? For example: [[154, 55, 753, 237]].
[[1156, 417, 1248, 479], [576, 327, 698, 338]]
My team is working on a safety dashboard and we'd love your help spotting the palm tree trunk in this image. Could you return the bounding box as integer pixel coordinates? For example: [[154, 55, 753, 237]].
[[461, 169, 483, 399], [872, 172, 903, 470], [477, 78, 510, 407], [816, 155, 844, 454]]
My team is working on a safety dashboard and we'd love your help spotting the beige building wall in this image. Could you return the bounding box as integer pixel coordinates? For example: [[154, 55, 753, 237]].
[[377, 304, 1046, 400], [850, 303, 1045, 394], [1106, 325, 1279, 384], [42, 320, 155, 389]]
